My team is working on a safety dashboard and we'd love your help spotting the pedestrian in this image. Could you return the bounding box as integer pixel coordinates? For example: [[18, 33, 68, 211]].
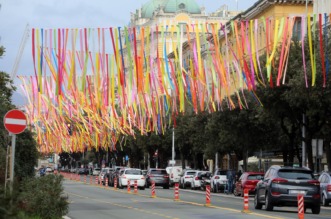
[[227, 170, 234, 194]]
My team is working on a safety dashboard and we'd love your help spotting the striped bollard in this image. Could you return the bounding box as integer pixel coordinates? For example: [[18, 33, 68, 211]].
[[242, 189, 251, 213], [205, 185, 211, 206], [174, 183, 180, 201], [95, 176, 98, 185], [134, 180, 138, 194], [84, 175, 87, 184], [100, 177, 102, 187], [105, 178, 108, 187], [90, 175, 92, 185], [151, 181, 156, 198], [114, 177, 118, 190], [127, 180, 131, 193], [298, 194, 304, 219]]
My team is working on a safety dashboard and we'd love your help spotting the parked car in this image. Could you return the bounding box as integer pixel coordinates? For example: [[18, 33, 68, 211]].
[[99, 167, 112, 185], [210, 169, 228, 193], [166, 166, 183, 186], [118, 168, 145, 190], [254, 165, 320, 214], [179, 169, 197, 189], [318, 171, 331, 206], [78, 168, 89, 175], [234, 172, 264, 197], [92, 168, 101, 176], [108, 166, 125, 187], [191, 171, 212, 190], [145, 168, 169, 189]]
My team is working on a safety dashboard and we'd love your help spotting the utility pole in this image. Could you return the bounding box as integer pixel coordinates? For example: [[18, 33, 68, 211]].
[[172, 126, 175, 167]]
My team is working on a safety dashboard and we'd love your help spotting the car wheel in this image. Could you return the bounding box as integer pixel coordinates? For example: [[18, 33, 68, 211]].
[[140, 187, 145, 190], [311, 205, 321, 214], [163, 185, 169, 189], [183, 182, 186, 189], [233, 188, 238, 196], [265, 192, 273, 211], [322, 194, 329, 206], [241, 187, 244, 197], [145, 182, 149, 188], [254, 192, 263, 209]]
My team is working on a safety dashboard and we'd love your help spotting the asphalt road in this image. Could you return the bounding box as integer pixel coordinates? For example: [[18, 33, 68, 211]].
[[63, 175, 331, 219]]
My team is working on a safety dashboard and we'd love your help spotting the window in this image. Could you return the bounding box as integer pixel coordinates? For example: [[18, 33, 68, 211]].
[[278, 170, 313, 180], [125, 169, 142, 175], [150, 170, 167, 174], [292, 17, 302, 41], [179, 3, 185, 10]]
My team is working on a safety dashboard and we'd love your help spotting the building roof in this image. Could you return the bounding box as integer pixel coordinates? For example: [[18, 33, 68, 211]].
[[141, 0, 168, 18], [164, 0, 201, 14], [141, 0, 201, 18]]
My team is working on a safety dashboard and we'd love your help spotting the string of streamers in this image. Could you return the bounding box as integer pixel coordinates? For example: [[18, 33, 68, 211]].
[[21, 14, 331, 153]]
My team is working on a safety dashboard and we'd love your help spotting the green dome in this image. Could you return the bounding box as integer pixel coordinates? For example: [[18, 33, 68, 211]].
[[164, 0, 201, 14], [141, 0, 168, 18], [140, 0, 201, 18]]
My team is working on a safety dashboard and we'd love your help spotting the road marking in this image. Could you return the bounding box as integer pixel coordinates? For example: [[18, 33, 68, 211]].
[[65, 181, 287, 219], [65, 191, 178, 219]]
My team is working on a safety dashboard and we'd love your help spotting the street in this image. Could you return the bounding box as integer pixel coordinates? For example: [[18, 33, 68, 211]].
[[63, 176, 331, 219]]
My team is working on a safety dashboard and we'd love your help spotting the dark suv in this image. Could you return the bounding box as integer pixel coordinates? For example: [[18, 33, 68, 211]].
[[108, 166, 124, 186], [254, 165, 320, 214], [145, 169, 169, 189]]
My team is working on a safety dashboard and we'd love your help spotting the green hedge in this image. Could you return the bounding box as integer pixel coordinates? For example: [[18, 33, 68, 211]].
[[0, 175, 68, 219]]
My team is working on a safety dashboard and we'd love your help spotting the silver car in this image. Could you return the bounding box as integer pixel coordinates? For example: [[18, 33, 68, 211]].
[[318, 171, 331, 206]]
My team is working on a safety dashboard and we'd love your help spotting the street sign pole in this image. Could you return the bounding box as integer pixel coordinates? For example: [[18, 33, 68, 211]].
[[9, 134, 16, 195], [3, 109, 27, 196]]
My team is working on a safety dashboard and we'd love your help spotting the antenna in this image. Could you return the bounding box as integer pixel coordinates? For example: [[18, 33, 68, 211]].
[[10, 24, 30, 80]]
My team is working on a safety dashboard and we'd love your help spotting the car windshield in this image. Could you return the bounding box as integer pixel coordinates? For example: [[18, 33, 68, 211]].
[[247, 174, 263, 180], [125, 169, 142, 175], [278, 170, 313, 180], [150, 170, 167, 174]]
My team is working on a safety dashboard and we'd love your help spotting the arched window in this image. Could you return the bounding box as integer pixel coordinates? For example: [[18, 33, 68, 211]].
[[179, 3, 185, 10]]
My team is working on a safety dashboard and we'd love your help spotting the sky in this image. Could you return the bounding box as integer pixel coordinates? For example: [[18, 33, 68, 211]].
[[0, 0, 258, 103]]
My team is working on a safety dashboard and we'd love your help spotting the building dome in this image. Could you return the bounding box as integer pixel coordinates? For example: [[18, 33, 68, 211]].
[[140, 0, 202, 18], [164, 0, 201, 14], [141, 0, 168, 18]]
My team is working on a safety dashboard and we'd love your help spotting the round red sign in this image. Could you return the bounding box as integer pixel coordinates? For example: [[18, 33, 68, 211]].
[[3, 109, 27, 134]]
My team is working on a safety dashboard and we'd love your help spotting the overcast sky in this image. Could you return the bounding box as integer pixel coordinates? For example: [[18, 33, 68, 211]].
[[0, 0, 257, 84]]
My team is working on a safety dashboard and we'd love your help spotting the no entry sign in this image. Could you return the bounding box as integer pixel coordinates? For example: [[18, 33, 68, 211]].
[[4, 109, 27, 134]]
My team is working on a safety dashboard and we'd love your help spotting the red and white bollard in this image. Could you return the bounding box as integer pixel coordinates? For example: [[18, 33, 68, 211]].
[[100, 177, 102, 187], [134, 180, 138, 194], [174, 183, 180, 201], [114, 177, 118, 190], [105, 178, 108, 187], [90, 176, 92, 185], [95, 176, 98, 185], [298, 194, 304, 219], [151, 181, 156, 198], [205, 185, 211, 206], [127, 180, 131, 193], [84, 175, 87, 184], [242, 189, 251, 213]]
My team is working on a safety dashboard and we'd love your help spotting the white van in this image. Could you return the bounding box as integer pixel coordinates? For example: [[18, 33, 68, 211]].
[[166, 166, 183, 186]]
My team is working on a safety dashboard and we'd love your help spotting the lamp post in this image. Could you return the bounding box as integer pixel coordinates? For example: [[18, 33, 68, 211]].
[[172, 126, 175, 167]]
